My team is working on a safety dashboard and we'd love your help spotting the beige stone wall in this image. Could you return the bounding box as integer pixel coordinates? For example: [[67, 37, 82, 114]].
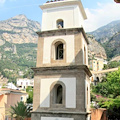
[[33, 65, 91, 113], [85, 75, 91, 112], [31, 112, 86, 120], [36, 28, 88, 68], [36, 37, 44, 67], [33, 28, 90, 120]]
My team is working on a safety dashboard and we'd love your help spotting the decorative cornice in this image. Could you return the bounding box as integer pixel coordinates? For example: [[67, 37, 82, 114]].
[[36, 27, 89, 44], [32, 65, 92, 77], [40, 0, 87, 20], [32, 110, 88, 115]]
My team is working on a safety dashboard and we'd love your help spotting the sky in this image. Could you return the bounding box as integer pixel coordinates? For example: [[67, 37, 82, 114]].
[[0, 0, 120, 32]]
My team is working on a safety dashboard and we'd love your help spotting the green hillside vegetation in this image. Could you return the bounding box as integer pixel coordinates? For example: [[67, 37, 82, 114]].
[[103, 61, 120, 69], [90, 20, 120, 60], [91, 68, 120, 119], [0, 41, 37, 83], [90, 20, 120, 43], [101, 32, 120, 60]]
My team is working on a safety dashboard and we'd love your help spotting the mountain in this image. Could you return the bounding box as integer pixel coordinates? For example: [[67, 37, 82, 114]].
[[0, 15, 40, 84], [87, 34, 107, 60], [89, 20, 120, 59], [90, 20, 120, 43], [0, 41, 37, 84], [0, 14, 107, 84], [0, 14, 40, 44], [102, 32, 120, 59]]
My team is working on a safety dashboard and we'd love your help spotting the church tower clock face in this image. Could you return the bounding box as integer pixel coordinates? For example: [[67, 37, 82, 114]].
[[31, 1, 92, 120]]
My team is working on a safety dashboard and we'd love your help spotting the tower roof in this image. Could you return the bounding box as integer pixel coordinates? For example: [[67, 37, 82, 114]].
[[114, 0, 120, 3], [40, 0, 87, 20]]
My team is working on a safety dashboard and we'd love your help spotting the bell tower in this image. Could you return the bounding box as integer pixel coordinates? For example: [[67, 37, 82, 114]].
[[32, 0, 92, 120], [41, 0, 87, 31]]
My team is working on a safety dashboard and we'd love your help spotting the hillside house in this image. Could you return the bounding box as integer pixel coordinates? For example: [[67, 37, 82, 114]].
[[0, 88, 28, 120], [17, 78, 34, 89]]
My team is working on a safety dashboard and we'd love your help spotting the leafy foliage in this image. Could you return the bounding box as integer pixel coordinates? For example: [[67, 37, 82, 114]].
[[10, 101, 32, 120], [26, 86, 33, 103], [91, 69, 120, 119], [103, 61, 120, 70], [92, 69, 120, 98]]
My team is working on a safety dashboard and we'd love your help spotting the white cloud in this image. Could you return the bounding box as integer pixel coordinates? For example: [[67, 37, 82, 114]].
[[84, 2, 120, 32], [0, 0, 16, 5], [9, 0, 16, 1], [0, 0, 5, 4]]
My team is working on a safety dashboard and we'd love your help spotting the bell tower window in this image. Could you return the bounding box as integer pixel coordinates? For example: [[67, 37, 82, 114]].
[[56, 43, 64, 60], [57, 19, 64, 29], [55, 84, 63, 104], [50, 82, 65, 108], [51, 40, 66, 63], [52, 84, 63, 104]]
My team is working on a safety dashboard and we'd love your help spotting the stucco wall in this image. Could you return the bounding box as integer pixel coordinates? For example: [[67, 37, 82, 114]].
[[6, 93, 27, 108], [41, 5, 84, 31], [43, 35, 75, 64], [36, 30, 88, 67], [40, 77, 76, 108], [81, 34, 88, 65]]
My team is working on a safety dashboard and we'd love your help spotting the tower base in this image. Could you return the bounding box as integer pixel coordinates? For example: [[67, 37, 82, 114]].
[[31, 111, 90, 120]]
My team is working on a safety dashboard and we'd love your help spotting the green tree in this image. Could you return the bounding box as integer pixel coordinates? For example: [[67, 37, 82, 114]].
[[26, 86, 33, 103], [92, 68, 120, 98], [103, 61, 120, 70], [10, 101, 32, 120], [91, 68, 120, 119]]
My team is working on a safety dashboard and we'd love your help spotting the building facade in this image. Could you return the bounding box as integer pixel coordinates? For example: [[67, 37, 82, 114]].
[[32, 0, 92, 120], [0, 88, 27, 120], [89, 59, 104, 71], [17, 78, 34, 89]]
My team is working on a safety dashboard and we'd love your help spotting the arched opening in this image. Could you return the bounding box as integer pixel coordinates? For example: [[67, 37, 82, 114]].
[[50, 81, 66, 108], [51, 39, 66, 63], [55, 42, 64, 60], [87, 87, 88, 105], [53, 84, 63, 104], [57, 19, 64, 29], [84, 46, 86, 64], [96, 77, 99, 82], [94, 77, 99, 85]]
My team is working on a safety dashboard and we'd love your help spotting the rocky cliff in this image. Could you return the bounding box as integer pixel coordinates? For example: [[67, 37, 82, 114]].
[[90, 20, 120, 59], [90, 20, 120, 43], [0, 14, 107, 60], [87, 34, 107, 60], [0, 14, 40, 44]]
